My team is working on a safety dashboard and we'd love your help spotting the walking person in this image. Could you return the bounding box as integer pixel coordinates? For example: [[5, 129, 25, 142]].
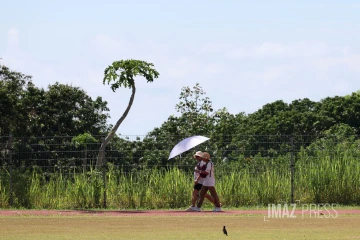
[[194, 152, 222, 212], [186, 151, 215, 211]]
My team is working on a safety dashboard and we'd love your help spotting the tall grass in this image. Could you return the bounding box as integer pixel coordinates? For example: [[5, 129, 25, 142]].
[[0, 149, 360, 209], [296, 144, 360, 204]]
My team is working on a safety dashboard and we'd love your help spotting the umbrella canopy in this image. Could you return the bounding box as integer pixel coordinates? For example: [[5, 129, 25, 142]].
[[168, 135, 210, 160]]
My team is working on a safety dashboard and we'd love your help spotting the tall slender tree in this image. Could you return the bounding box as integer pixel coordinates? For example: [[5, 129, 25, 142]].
[[96, 59, 159, 167], [175, 83, 214, 135]]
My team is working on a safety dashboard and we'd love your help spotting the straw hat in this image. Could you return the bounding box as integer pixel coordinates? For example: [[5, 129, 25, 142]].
[[202, 152, 210, 160], [193, 151, 203, 158]]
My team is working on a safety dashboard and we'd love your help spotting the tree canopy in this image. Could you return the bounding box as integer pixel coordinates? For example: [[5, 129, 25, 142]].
[[0, 65, 110, 137]]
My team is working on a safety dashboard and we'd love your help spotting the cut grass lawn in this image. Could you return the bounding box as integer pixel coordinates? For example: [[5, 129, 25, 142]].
[[1, 214, 360, 240]]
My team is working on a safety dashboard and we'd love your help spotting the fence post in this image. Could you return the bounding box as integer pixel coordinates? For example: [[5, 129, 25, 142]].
[[101, 137, 107, 209], [8, 134, 13, 207], [290, 136, 295, 204], [83, 147, 87, 173]]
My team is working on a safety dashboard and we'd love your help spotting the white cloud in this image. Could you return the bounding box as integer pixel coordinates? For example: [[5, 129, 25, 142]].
[[259, 65, 294, 86], [92, 34, 126, 53], [201, 42, 233, 54], [331, 79, 351, 93], [202, 63, 226, 75], [7, 28, 19, 49], [227, 41, 329, 58], [2, 27, 30, 70], [312, 53, 360, 72], [89, 34, 131, 62], [165, 57, 200, 78]]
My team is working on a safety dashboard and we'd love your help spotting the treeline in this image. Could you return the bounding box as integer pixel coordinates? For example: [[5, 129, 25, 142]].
[[1, 65, 360, 170], [0, 65, 110, 138]]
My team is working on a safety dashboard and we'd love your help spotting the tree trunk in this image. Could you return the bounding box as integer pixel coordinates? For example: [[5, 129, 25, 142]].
[[96, 82, 136, 167]]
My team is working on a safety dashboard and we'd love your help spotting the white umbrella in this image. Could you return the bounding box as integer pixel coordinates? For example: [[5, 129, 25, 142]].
[[168, 135, 210, 160]]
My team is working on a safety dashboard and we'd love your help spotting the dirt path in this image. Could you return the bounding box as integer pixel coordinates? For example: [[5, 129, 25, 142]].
[[1, 209, 359, 216]]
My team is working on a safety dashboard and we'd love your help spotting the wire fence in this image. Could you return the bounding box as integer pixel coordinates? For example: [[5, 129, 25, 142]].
[[0, 134, 323, 169], [1, 134, 360, 208]]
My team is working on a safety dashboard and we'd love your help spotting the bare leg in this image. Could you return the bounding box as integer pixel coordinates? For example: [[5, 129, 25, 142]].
[[197, 186, 208, 208], [208, 187, 221, 208], [204, 193, 215, 205], [191, 189, 199, 207]]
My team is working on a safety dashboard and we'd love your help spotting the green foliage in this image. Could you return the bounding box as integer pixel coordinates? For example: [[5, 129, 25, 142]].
[[175, 83, 213, 115], [174, 83, 215, 136], [103, 59, 159, 91], [38, 82, 110, 136], [0, 65, 110, 137], [0, 65, 33, 136], [72, 133, 98, 147], [245, 99, 320, 135], [319, 94, 360, 133]]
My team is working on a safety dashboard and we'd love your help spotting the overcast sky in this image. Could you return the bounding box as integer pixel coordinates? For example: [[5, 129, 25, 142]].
[[1, 0, 360, 135]]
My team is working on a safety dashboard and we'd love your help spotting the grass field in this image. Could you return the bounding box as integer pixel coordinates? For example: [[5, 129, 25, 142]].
[[1, 213, 360, 240]]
